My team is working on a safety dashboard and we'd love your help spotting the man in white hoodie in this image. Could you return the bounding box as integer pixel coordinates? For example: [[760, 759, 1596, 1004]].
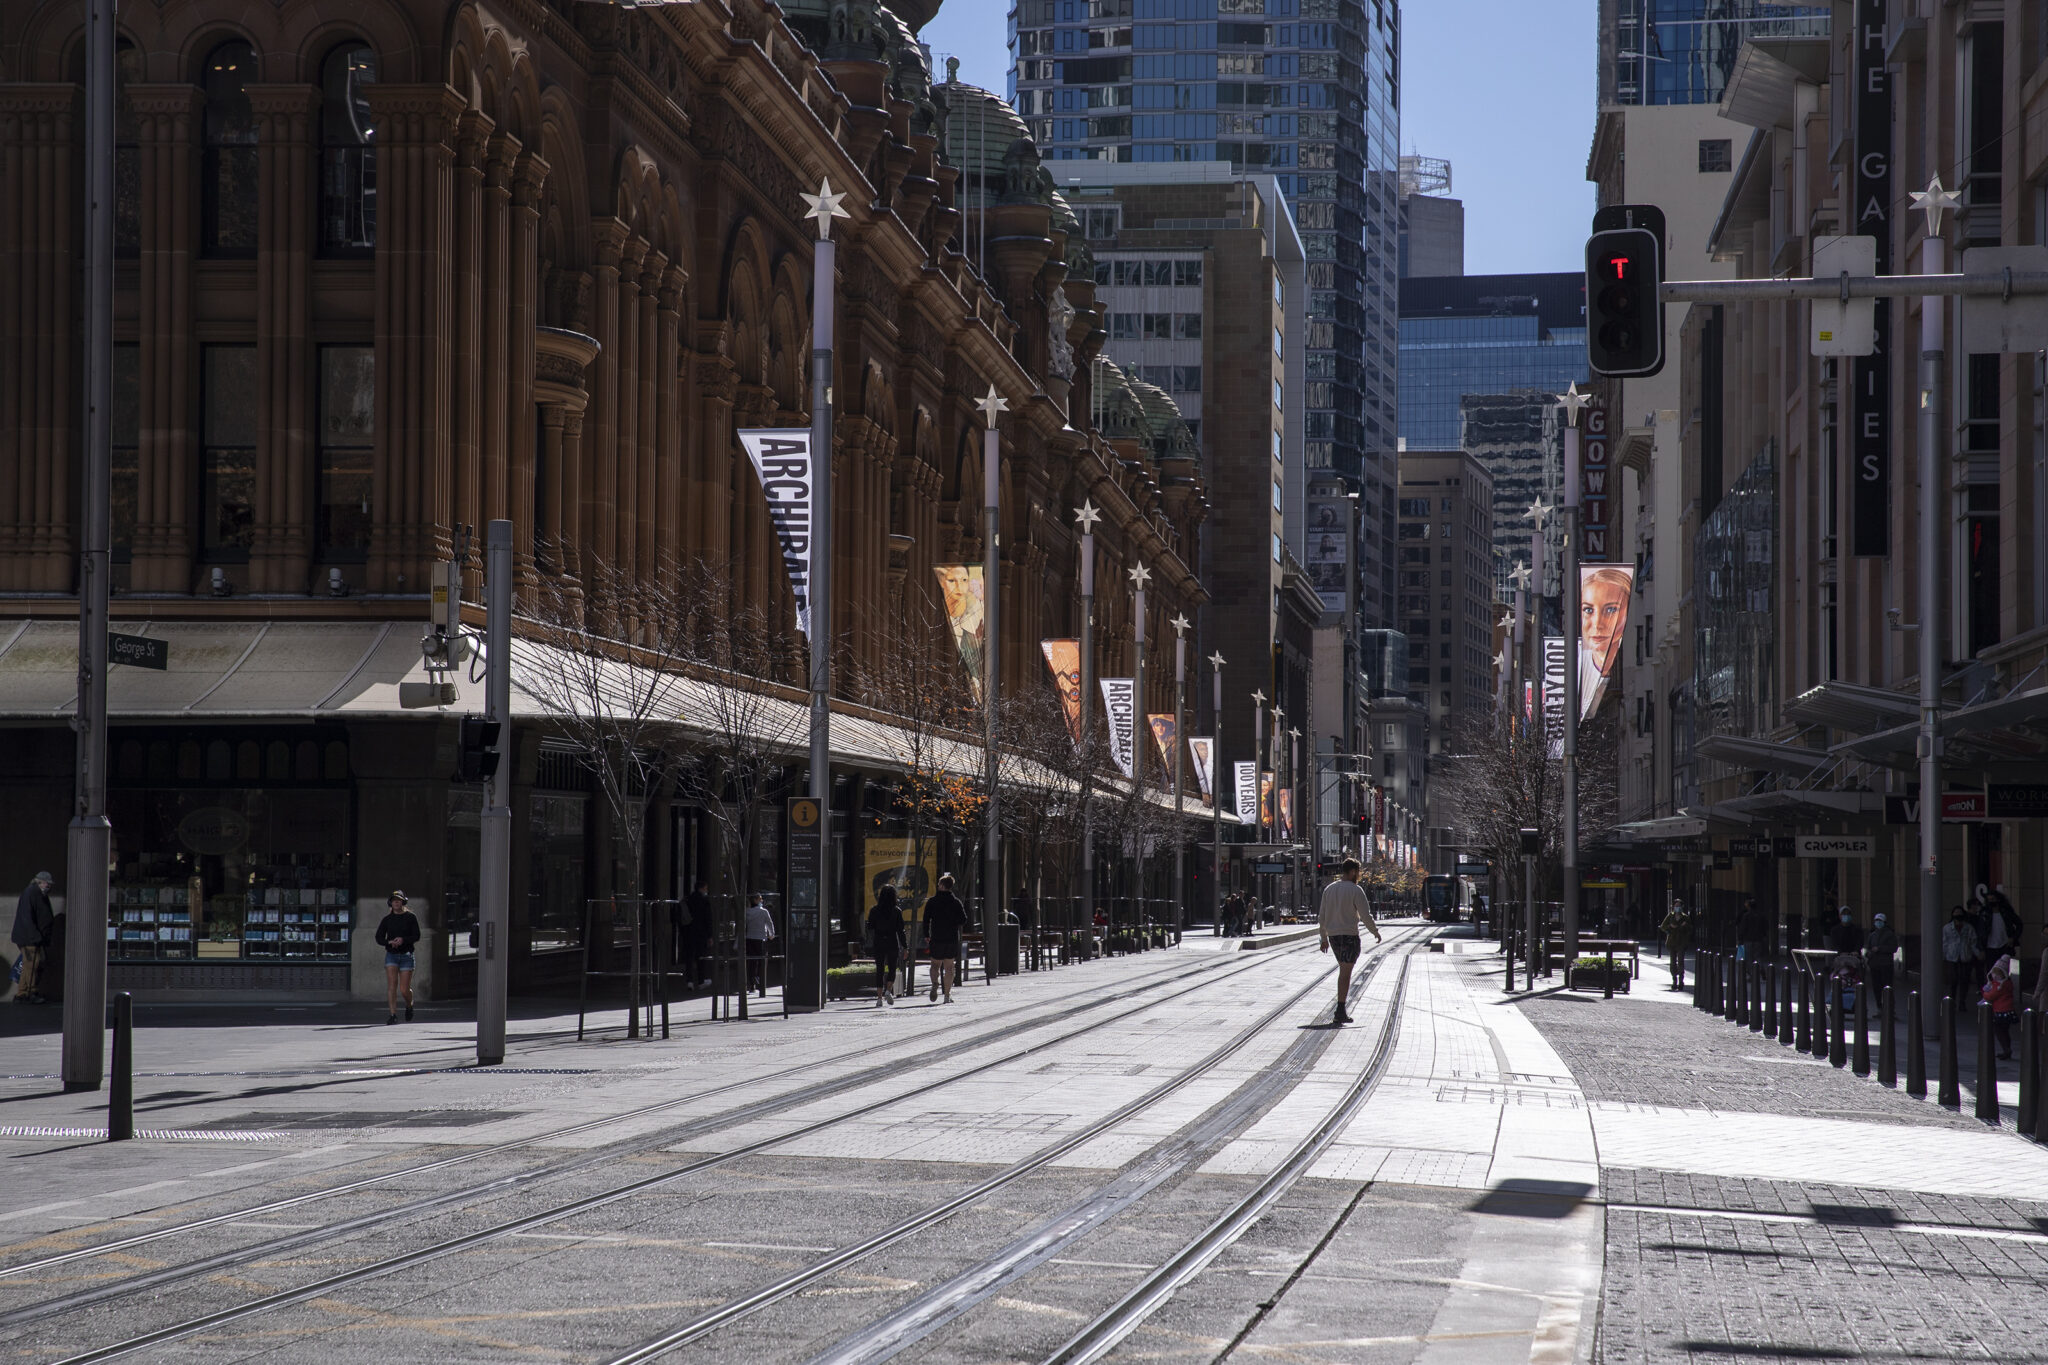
[[1318, 858, 1382, 1025]]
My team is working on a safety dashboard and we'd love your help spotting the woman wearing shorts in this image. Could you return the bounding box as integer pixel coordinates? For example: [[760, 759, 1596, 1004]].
[[375, 890, 423, 1025]]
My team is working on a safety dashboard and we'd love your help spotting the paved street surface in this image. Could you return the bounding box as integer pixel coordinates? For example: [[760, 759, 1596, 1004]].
[[1, 925, 2044, 1364]]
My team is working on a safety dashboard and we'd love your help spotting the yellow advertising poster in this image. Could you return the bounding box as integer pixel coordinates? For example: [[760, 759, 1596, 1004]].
[[862, 837, 941, 927], [1040, 639, 1083, 744]]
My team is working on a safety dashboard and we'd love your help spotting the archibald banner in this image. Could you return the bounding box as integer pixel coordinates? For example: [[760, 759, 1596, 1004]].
[[1100, 678, 1137, 778], [737, 429, 814, 641]]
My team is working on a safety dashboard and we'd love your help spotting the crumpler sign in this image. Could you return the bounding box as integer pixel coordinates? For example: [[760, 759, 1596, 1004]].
[[738, 430, 816, 640]]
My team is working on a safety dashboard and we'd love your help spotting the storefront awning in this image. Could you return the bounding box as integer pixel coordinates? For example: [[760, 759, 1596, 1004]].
[[1611, 814, 1708, 841], [1709, 789, 1884, 826], [1785, 680, 1919, 734], [1695, 734, 1834, 777]]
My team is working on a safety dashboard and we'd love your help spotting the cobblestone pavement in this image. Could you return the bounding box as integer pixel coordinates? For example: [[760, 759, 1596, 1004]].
[[1517, 948, 2048, 1365]]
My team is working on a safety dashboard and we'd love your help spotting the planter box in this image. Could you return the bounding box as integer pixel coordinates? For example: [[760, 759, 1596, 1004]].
[[1569, 967, 1630, 993]]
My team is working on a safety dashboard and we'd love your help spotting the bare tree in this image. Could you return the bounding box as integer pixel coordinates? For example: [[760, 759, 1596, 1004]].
[[1439, 705, 1563, 907], [996, 680, 1093, 950]]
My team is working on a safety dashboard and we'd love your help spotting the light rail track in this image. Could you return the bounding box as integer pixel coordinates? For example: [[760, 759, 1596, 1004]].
[[30, 939, 1330, 1364]]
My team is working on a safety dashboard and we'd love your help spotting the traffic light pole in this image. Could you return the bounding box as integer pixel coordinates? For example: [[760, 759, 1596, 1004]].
[[1560, 414, 1581, 969], [477, 521, 511, 1066], [1915, 239, 1945, 1040]]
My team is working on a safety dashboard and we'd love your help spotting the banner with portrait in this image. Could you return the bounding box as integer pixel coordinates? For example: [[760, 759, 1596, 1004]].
[[1305, 497, 1351, 612], [1277, 788, 1294, 842], [933, 565, 986, 704], [1189, 737, 1215, 805], [1233, 760, 1257, 824], [1147, 714, 1178, 778], [1259, 771, 1274, 831], [1578, 562, 1635, 720], [1100, 678, 1137, 778], [737, 429, 815, 640], [1040, 639, 1083, 745]]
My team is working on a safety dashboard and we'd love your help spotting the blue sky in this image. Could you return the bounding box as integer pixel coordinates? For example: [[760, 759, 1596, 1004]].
[[917, 0, 1597, 277]]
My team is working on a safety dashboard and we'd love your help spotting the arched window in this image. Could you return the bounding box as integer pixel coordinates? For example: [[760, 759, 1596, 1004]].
[[319, 44, 377, 253], [201, 40, 258, 256]]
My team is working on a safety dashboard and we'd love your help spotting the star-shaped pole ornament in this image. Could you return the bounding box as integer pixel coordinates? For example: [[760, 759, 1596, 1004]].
[[1209, 650, 1226, 670], [800, 177, 851, 240], [1074, 500, 1102, 534], [1252, 689, 1267, 707], [1493, 649, 1508, 671], [1528, 497, 1553, 526], [1510, 562, 1532, 590], [1556, 381, 1591, 425], [1909, 175, 1961, 238], [1128, 562, 1151, 590], [975, 383, 1009, 427], [1170, 613, 1190, 637]]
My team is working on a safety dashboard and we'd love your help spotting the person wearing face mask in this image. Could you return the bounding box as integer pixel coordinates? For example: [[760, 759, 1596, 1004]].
[[1828, 905, 1864, 955], [1864, 912, 1899, 1011]]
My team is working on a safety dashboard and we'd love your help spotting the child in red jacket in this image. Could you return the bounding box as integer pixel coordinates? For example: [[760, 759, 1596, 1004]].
[[1982, 956, 2018, 1060]]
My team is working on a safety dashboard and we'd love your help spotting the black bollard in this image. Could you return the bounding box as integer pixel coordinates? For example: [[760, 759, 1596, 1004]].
[[1726, 956, 1741, 1022], [108, 991, 133, 1142], [2032, 1012, 2048, 1145], [1699, 952, 1713, 1011], [1604, 943, 1615, 1001], [1877, 987, 1896, 1087], [1938, 1000, 1961, 1108], [1906, 990, 1927, 1098], [1763, 965, 1778, 1039], [1843, 986, 1859, 1072], [1852, 981, 1870, 1077], [1975, 1000, 2001, 1124], [1796, 971, 1813, 1053], [1749, 961, 1764, 1032], [2019, 1009, 2039, 1137], [1504, 929, 1517, 994], [1780, 965, 1796, 1046]]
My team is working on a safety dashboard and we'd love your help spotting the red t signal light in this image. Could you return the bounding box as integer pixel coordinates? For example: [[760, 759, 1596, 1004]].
[[1585, 227, 1664, 378]]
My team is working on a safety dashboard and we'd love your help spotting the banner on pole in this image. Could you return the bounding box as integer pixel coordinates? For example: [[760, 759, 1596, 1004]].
[[1189, 737, 1215, 804], [933, 565, 987, 704], [1147, 714, 1177, 778], [1259, 771, 1274, 830], [1040, 640, 1083, 745], [1100, 678, 1136, 778], [1233, 760, 1257, 824], [1542, 635, 1567, 758], [1577, 562, 1635, 720], [738, 429, 816, 641], [1277, 788, 1294, 842]]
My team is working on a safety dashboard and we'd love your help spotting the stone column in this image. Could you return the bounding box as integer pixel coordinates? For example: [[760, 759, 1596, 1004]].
[[588, 220, 627, 571], [247, 84, 321, 594], [509, 148, 547, 592], [450, 111, 490, 545], [364, 84, 464, 592], [635, 251, 665, 587], [534, 325, 598, 593], [655, 265, 685, 590], [612, 235, 648, 579], [692, 344, 738, 567], [122, 85, 200, 593]]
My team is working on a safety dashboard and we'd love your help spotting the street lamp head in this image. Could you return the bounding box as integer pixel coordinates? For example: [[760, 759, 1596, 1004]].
[[1170, 613, 1190, 637], [1074, 500, 1102, 534], [1909, 175, 1961, 238], [975, 383, 1009, 426], [800, 177, 852, 240]]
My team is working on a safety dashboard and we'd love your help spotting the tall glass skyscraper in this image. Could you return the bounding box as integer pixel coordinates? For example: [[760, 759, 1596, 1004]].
[[1009, 0, 1401, 625], [1600, 0, 1827, 107]]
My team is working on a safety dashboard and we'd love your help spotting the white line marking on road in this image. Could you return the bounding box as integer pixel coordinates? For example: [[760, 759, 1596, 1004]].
[[11, 1180, 186, 1218]]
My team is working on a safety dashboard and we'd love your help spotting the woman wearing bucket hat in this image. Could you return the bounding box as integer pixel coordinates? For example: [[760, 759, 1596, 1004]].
[[374, 891, 422, 1025]]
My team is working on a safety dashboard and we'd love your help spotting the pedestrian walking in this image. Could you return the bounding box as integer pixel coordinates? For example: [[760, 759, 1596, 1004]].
[[1864, 912, 1899, 1009], [1983, 956, 2019, 1060], [1942, 905, 1981, 1016], [923, 874, 968, 1003], [744, 892, 776, 996], [374, 891, 421, 1025], [1317, 858, 1382, 1026], [1659, 901, 1694, 991], [10, 871, 55, 1005], [1829, 906, 1865, 955], [867, 884, 906, 1007], [1737, 897, 1769, 962], [684, 879, 712, 989]]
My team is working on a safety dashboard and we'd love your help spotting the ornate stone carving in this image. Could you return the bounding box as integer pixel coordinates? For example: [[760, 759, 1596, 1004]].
[[1045, 285, 1075, 380]]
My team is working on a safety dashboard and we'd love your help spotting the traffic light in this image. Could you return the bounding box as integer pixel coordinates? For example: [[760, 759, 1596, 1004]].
[[1585, 227, 1664, 378], [457, 715, 501, 783]]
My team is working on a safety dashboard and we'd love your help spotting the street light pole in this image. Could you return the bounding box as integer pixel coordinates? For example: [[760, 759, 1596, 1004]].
[[63, 0, 117, 1092], [1076, 502, 1099, 951], [477, 520, 512, 1065], [977, 387, 1008, 980], [1129, 562, 1149, 933], [1171, 614, 1188, 941], [1209, 650, 1224, 934], [1558, 382, 1589, 967]]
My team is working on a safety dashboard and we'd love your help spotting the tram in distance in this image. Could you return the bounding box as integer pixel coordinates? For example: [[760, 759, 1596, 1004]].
[[1423, 873, 1475, 924]]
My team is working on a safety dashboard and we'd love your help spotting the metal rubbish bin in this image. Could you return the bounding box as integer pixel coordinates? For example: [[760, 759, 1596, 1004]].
[[998, 922, 1021, 975]]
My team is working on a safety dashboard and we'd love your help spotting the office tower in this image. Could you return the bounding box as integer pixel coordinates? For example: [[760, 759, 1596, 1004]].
[[1397, 155, 1462, 278], [1395, 450, 1496, 739], [1011, 0, 1402, 628]]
